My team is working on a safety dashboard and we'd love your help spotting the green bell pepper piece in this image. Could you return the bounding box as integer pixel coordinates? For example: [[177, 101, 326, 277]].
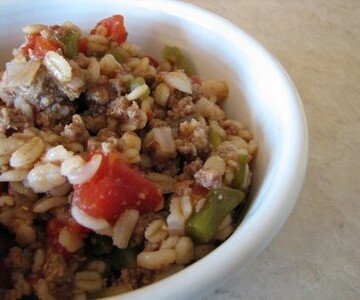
[[61, 30, 79, 59], [187, 187, 245, 243], [232, 153, 248, 191], [208, 127, 222, 149]]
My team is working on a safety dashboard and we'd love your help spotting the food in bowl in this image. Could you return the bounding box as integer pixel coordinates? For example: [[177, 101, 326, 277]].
[[0, 15, 256, 299]]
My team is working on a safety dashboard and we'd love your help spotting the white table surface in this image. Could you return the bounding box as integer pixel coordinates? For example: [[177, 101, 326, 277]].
[[183, 1, 360, 299]]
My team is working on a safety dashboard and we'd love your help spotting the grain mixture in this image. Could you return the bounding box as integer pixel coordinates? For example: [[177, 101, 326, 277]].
[[0, 15, 256, 299]]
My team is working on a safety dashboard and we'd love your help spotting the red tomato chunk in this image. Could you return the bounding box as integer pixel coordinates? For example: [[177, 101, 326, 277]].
[[73, 153, 163, 223], [21, 34, 59, 58], [90, 15, 128, 44]]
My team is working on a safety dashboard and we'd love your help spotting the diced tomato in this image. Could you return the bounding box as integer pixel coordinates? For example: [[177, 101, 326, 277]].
[[190, 75, 202, 85], [73, 152, 163, 223], [91, 15, 128, 44], [146, 55, 159, 68], [20, 33, 38, 56], [78, 37, 88, 55], [33, 36, 59, 58], [67, 217, 90, 235], [21, 34, 59, 58], [46, 219, 69, 257]]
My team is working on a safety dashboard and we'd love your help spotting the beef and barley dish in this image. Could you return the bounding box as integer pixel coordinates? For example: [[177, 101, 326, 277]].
[[0, 15, 256, 299]]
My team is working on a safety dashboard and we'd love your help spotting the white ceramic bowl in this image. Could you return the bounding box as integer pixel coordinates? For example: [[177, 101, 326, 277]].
[[0, 0, 308, 299]]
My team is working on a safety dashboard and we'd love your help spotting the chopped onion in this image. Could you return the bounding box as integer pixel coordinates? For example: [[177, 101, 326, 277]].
[[71, 204, 110, 231], [2, 60, 41, 88], [163, 71, 192, 94], [145, 127, 176, 160]]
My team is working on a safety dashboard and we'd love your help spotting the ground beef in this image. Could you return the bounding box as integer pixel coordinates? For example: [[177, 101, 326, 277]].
[[109, 78, 126, 96], [82, 102, 108, 134], [86, 85, 109, 105], [220, 119, 244, 136], [42, 252, 75, 299], [175, 118, 209, 157], [167, 96, 195, 121], [120, 101, 146, 131], [152, 106, 166, 120], [87, 136, 123, 154], [2, 273, 32, 300], [149, 118, 168, 128], [120, 266, 154, 289], [61, 114, 89, 143], [4, 247, 30, 273], [181, 158, 203, 179], [153, 159, 180, 176], [35, 102, 75, 131], [0, 106, 31, 133], [43, 252, 67, 284], [107, 96, 129, 119], [165, 89, 186, 109], [190, 81, 202, 100], [130, 213, 164, 247]]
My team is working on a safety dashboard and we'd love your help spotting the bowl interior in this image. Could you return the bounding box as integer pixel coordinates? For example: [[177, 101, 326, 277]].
[[0, 1, 308, 299]]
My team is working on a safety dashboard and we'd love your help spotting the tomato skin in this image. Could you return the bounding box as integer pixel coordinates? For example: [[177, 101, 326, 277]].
[[91, 15, 128, 44], [73, 153, 163, 223]]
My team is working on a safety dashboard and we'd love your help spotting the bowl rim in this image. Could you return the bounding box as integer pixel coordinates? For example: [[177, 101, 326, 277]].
[[106, 1, 309, 299], [0, 0, 309, 299]]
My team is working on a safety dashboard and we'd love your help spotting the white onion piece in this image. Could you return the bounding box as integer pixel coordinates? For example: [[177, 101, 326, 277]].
[[3, 60, 41, 88], [71, 204, 110, 231], [61, 154, 102, 185], [152, 127, 176, 159], [163, 71, 192, 94]]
